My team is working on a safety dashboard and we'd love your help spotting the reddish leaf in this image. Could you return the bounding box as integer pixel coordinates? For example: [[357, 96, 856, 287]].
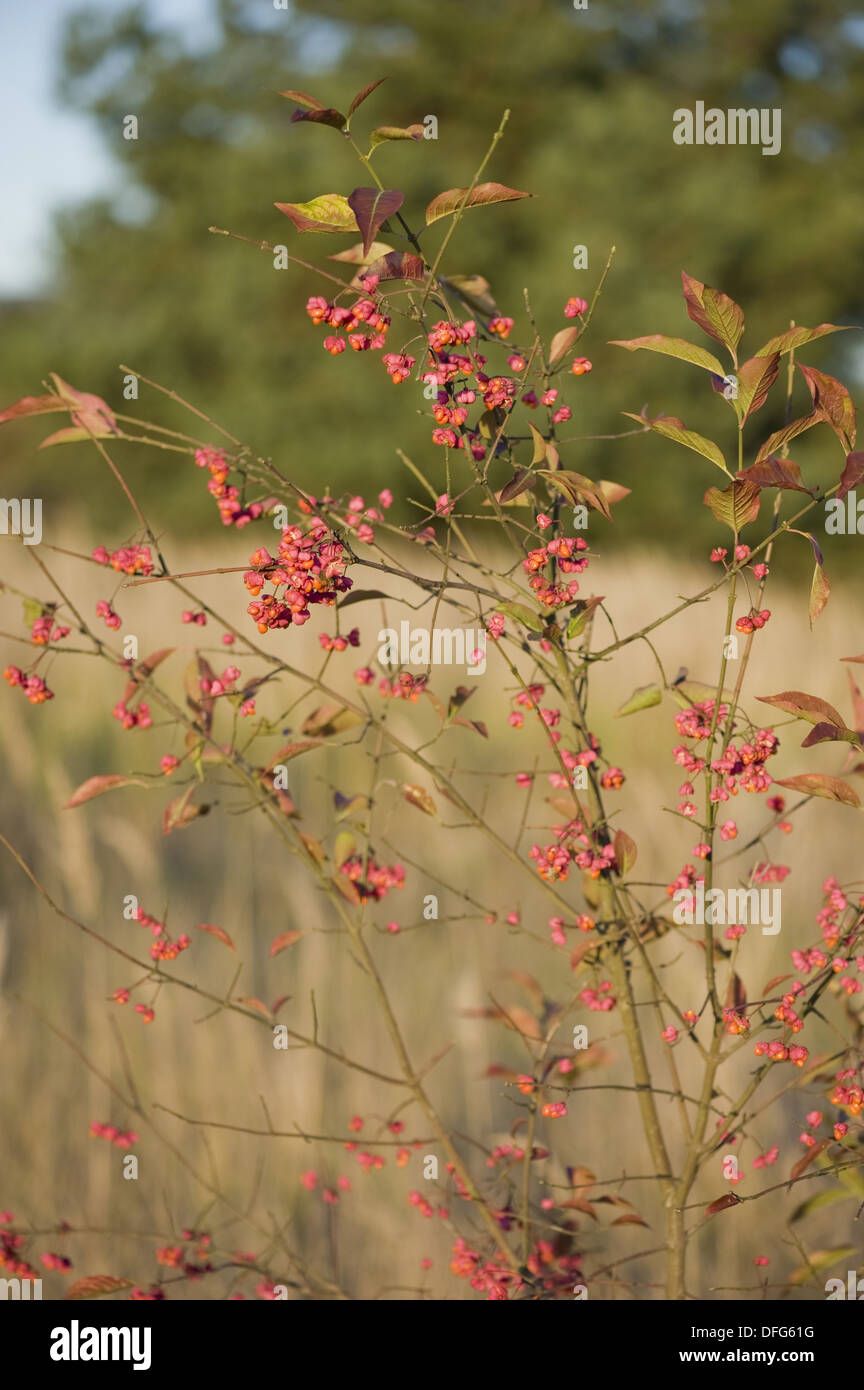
[[298, 833, 326, 867], [425, 182, 533, 226], [347, 187, 404, 257], [549, 326, 581, 368], [237, 997, 271, 1017], [482, 1063, 522, 1080], [789, 1139, 832, 1182], [403, 783, 437, 816], [704, 1192, 742, 1216], [755, 412, 824, 464], [195, 922, 235, 950], [270, 930, 304, 957], [501, 1005, 542, 1041], [278, 89, 325, 111], [0, 393, 69, 425], [756, 690, 847, 729], [772, 773, 860, 808], [681, 272, 745, 357], [348, 77, 386, 116], [735, 353, 780, 421], [499, 468, 536, 503], [332, 873, 361, 905], [364, 249, 426, 283], [43, 375, 117, 443], [123, 647, 175, 701], [610, 1213, 650, 1227], [838, 451, 864, 501], [265, 740, 322, 771], [290, 108, 346, 131], [762, 973, 793, 994], [163, 786, 209, 834], [736, 457, 814, 495], [270, 995, 292, 1015], [801, 722, 849, 748], [613, 828, 638, 874], [799, 365, 857, 452], [809, 562, 831, 628], [561, 1198, 599, 1219], [66, 1275, 134, 1301], [65, 774, 148, 808]]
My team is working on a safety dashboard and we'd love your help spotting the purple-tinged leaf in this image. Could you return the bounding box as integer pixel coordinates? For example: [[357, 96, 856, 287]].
[[347, 187, 404, 256]]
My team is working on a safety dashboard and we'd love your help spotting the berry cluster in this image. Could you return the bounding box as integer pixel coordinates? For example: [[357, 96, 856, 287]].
[[338, 854, 405, 902], [244, 526, 352, 634], [3, 666, 53, 704], [93, 542, 154, 576], [195, 447, 266, 528]]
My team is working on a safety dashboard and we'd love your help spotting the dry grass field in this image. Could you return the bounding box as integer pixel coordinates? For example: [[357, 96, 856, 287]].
[[1, 522, 862, 1299]]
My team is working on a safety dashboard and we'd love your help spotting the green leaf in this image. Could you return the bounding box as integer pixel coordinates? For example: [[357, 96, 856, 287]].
[[791, 1185, 854, 1225], [565, 596, 604, 639], [370, 123, 424, 149], [609, 333, 725, 377], [527, 422, 549, 464], [615, 684, 662, 716], [425, 181, 533, 226], [703, 478, 760, 531], [789, 1247, 859, 1285], [681, 272, 744, 359], [755, 323, 855, 358], [496, 601, 545, 633], [333, 831, 356, 868], [274, 194, 359, 234], [623, 413, 728, 473]]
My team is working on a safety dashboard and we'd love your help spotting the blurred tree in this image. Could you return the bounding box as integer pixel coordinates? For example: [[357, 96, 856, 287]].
[[2, 0, 862, 571]]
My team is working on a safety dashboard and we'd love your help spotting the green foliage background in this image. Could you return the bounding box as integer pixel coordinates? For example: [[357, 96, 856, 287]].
[[3, 0, 863, 572]]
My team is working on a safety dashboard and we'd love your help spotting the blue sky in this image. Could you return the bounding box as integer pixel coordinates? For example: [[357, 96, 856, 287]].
[[0, 0, 216, 298]]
